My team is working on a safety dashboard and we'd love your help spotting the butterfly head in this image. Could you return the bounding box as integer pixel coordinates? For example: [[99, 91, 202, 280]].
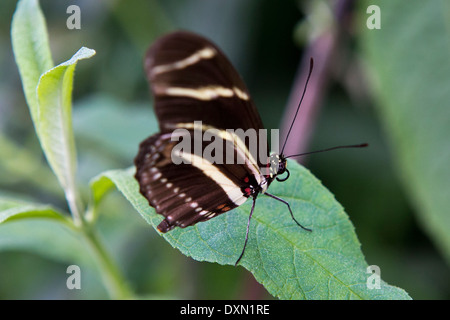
[[266, 153, 289, 184]]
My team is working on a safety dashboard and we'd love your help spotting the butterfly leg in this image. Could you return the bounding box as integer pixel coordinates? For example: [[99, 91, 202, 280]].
[[235, 196, 258, 266], [264, 192, 312, 232]]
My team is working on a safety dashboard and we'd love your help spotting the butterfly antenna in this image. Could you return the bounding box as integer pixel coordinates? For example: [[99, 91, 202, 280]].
[[285, 143, 368, 159], [280, 57, 314, 155]]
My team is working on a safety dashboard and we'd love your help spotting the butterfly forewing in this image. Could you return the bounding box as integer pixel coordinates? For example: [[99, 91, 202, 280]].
[[144, 31, 265, 133]]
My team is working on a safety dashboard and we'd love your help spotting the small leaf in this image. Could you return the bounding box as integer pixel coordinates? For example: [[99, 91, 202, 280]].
[[0, 197, 94, 268], [11, 0, 53, 125], [37, 47, 95, 188], [36, 47, 95, 219], [89, 167, 143, 222], [0, 198, 69, 225], [86, 173, 116, 223], [89, 175, 116, 209], [93, 162, 411, 300], [12, 0, 96, 220]]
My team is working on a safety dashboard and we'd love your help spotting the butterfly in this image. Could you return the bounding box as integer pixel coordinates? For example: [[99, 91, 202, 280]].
[[134, 31, 366, 265]]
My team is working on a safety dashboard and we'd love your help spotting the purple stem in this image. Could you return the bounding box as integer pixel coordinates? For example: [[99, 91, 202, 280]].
[[280, 0, 354, 163]]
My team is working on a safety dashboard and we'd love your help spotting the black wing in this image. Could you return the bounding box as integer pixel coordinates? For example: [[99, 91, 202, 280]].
[[135, 133, 250, 232], [136, 31, 268, 232]]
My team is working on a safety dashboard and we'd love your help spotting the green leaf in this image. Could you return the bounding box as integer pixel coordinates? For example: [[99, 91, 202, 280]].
[[360, 0, 450, 263], [12, 0, 96, 222], [37, 47, 96, 189], [86, 172, 116, 223], [0, 197, 94, 268], [88, 167, 141, 223], [92, 162, 410, 300], [36, 47, 95, 219], [11, 0, 53, 125], [0, 198, 69, 225]]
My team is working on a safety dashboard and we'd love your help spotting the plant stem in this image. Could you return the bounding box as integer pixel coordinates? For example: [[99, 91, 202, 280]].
[[66, 186, 84, 227], [66, 186, 132, 299], [81, 224, 134, 299], [281, 0, 354, 161]]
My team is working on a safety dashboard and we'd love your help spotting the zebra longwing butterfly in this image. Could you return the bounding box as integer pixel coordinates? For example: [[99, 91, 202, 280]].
[[134, 31, 366, 265]]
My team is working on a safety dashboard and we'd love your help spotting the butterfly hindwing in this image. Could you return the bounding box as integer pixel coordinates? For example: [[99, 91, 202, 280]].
[[135, 133, 250, 232]]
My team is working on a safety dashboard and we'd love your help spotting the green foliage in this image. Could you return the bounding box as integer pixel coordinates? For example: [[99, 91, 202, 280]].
[[7, 0, 131, 299], [36, 47, 96, 222], [13, 0, 96, 224], [3, 0, 434, 299], [92, 164, 410, 299], [11, 0, 53, 124], [361, 0, 450, 263], [0, 196, 94, 267]]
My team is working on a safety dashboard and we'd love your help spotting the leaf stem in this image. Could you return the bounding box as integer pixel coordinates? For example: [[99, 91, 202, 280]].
[[65, 186, 84, 227], [67, 183, 132, 299], [80, 223, 134, 300]]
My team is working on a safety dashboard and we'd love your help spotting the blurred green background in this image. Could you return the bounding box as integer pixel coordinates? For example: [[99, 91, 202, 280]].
[[0, 0, 449, 299]]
